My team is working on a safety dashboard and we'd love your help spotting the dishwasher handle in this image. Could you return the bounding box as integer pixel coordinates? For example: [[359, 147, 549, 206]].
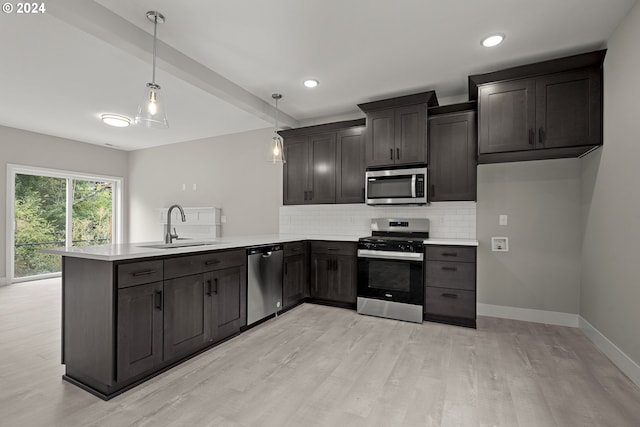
[[247, 244, 283, 256]]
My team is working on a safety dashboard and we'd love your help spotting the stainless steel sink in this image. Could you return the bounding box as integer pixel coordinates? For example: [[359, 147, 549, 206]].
[[138, 241, 224, 249]]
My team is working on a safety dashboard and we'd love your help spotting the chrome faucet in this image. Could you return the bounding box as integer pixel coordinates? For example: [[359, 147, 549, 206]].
[[165, 204, 186, 244]]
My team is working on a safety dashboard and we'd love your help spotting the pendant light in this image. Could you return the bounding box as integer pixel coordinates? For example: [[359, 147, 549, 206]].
[[134, 11, 169, 129], [269, 93, 286, 163]]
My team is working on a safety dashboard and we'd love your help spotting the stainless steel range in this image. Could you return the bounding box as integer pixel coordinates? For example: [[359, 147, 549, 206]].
[[357, 218, 429, 323]]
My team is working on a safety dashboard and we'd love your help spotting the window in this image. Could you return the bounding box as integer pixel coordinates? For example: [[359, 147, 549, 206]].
[[6, 164, 123, 283]]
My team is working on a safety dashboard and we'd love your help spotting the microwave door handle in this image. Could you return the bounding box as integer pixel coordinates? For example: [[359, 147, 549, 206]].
[[411, 175, 416, 198]]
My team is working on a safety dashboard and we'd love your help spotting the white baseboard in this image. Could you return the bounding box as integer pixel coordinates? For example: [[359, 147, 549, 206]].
[[477, 303, 579, 327], [579, 316, 640, 388]]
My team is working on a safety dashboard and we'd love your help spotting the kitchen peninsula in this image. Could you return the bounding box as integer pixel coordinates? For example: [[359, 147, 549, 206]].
[[45, 233, 477, 399]]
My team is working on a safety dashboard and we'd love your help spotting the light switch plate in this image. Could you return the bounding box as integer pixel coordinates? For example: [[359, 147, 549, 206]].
[[499, 214, 508, 226], [491, 237, 509, 252]]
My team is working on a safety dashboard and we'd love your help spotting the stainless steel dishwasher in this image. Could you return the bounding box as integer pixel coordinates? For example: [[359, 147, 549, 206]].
[[246, 244, 283, 326]]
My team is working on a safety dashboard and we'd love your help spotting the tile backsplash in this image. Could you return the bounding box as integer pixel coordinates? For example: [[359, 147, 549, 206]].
[[279, 202, 476, 239]]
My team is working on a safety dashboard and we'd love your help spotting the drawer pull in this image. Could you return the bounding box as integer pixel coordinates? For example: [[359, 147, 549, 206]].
[[442, 266, 458, 271], [205, 259, 221, 266], [206, 279, 212, 296], [132, 270, 156, 277], [292, 247, 302, 252], [441, 252, 457, 257], [327, 248, 339, 251], [213, 278, 218, 294], [441, 293, 458, 299]]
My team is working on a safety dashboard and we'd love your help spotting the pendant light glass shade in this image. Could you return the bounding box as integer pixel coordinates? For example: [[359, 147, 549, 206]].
[[134, 11, 169, 129], [270, 134, 285, 163], [269, 93, 285, 164], [135, 83, 168, 128]]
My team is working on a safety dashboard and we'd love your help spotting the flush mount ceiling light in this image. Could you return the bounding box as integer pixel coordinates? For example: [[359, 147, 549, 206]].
[[481, 33, 505, 47], [101, 114, 131, 128], [303, 79, 319, 88], [134, 11, 169, 129], [269, 93, 286, 164]]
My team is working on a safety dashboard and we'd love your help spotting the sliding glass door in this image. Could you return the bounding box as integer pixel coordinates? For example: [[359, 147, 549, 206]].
[[13, 174, 66, 278], [8, 165, 122, 283]]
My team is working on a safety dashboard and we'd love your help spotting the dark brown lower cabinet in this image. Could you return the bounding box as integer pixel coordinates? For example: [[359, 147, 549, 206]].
[[424, 245, 477, 328], [310, 241, 357, 306], [210, 266, 246, 343], [284, 253, 306, 308], [116, 281, 163, 382], [163, 273, 212, 361], [62, 249, 246, 400]]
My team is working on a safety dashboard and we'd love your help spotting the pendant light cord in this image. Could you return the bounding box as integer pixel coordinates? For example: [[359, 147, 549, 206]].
[[151, 15, 158, 85], [274, 97, 279, 135]]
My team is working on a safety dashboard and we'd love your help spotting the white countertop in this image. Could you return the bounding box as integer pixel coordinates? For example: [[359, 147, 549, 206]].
[[43, 233, 478, 262]]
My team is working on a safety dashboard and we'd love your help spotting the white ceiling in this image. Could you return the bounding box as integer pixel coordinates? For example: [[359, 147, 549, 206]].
[[0, 0, 636, 151]]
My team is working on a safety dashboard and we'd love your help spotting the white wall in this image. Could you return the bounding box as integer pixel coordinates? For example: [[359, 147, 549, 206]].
[[476, 159, 582, 314], [580, 0, 640, 366], [128, 127, 281, 242], [0, 125, 129, 282]]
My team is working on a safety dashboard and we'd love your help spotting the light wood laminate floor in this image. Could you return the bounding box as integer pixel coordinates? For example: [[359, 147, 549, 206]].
[[1, 278, 639, 426]]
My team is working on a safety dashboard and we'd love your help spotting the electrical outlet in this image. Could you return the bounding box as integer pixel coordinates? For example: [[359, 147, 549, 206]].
[[491, 237, 509, 252], [221, 215, 227, 224], [499, 214, 508, 226]]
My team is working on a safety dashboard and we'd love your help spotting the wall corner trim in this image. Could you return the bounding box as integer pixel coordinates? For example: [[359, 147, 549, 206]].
[[579, 316, 640, 388], [477, 303, 579, 327]]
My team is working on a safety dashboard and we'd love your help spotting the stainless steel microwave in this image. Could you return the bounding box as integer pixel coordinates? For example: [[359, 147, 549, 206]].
[[365, 167, 427, 205]]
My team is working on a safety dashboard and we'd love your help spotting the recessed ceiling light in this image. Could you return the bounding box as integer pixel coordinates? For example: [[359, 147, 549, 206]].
[[481, 34, 505, 48], [303, 79, 319, 88], [101, 114, 131, 128]]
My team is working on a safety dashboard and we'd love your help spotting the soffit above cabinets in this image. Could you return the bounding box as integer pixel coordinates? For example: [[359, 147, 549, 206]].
[[0, 0, 635, 150]]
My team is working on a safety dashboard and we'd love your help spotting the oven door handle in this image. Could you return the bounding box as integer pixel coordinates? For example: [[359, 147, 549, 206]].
[[357, 249, 424, 261]]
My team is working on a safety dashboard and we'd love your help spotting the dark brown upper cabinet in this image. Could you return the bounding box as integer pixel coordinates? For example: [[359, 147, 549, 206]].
[[469, 50, 605, 164], [281, 119, 365, 205], [358, 91, 438, 168], [335, 126, 365, 203], [428, 103, 477, 202]]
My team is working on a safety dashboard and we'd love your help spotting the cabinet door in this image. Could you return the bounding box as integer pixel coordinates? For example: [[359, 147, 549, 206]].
[[310, 253, 332, 300], [365, 109, 396, 167], [283, 254, 306, 309], [336, 126, 365, 203], [332, 255, 357, 304], [309, 133, 336, 203], [395, 104, 427, 165], [535, 68, 602, 149], [283, 136, 310, 205], [163, 274, 211, 360], [211, 266, 246, 343], [429, 111, 477, 201], [117, 281, 164, 382], [478, 79, 535, 154]]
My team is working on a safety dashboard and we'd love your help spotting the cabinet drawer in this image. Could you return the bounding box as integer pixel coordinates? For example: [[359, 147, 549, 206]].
[[425, 261, 476, 291], [425, 287, 476, 320], [284, 241, 306, 257], [117, 260, 163, 288], [425, 246, 476, 262], [164, 249, 245, 280], [310, 241, 356, 256]]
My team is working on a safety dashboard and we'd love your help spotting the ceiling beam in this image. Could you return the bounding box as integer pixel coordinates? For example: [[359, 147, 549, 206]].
[[48, 0, 299, 128]]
